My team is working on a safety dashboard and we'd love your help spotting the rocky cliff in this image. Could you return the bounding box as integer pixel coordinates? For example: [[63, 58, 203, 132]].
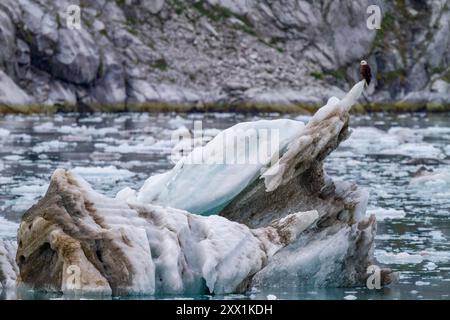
[[0, 0, 449, 113]]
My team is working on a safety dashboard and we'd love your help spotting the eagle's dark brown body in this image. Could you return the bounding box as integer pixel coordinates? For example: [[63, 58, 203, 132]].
[[360, 63, 371, 86]]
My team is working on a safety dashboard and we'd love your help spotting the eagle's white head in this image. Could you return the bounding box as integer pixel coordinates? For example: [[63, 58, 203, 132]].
[[360, 60, 368, 66]]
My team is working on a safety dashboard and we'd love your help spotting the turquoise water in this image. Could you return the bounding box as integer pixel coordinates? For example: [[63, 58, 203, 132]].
[[1, 112, 450, 300]]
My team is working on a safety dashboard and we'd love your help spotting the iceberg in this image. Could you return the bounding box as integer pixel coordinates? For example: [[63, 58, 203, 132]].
[[6, 80, 397, 295]]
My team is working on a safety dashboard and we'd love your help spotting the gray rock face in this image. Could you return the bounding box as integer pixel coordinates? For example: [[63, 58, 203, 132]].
[[90, 50, 126, 108], [0, 9, 15, 68], [0, 0, 449, 110], [0, 70, 32, 109], [50, 29, 100, 85], [142, 0, 166, 14], [14, 39, 31, 81]]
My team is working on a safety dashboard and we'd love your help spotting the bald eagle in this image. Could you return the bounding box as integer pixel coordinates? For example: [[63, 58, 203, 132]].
[[360, 60, 371, 87]]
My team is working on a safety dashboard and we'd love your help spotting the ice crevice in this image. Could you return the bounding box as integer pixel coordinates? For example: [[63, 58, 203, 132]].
[[3, 81, 397, 295]]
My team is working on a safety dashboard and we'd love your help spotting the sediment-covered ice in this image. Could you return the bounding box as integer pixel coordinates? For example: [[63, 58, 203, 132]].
[[15, 169, 318, 295]]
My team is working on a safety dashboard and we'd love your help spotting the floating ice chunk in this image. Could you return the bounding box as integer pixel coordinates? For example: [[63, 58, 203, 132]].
[[10, 183, 48, 198], [0, 177, 12, 184], [429, 231, 446, 242], [410, 170, 450, 191], [388, 127, 423, 143], [425, 262, 437, 271], [34, 122, 55, 133], [445, 145, 450, 156], [79, 116, 104, 123], [344, 295, 357, 300], [417, 126, 450, 140], [0, 128, 10, 137], [342, 125, 444, 160], [368, 207, 406, 221], [415, 281, 430, 286], [72, 166, 136, 184], [383, 143, 444, 159], [340, 127, 398, 154], [10, 184, 48, 195], [376, 249, 450, 265], [95, 142, 165, 154], [6, 183, 49, 213], [3, 155, 23, 161], [0, 216, 18, 239], [58, 125, 118, 136], [266, 294, 277, 300], [375, 250, 424, 264], [168, 115, 191, 127], [420, 250, 450, 263], [32, 140, 75, 153], [409, 170, 450, 199]]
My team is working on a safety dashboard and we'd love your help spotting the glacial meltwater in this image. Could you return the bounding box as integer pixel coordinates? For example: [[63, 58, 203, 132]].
[[1, 112, 450, 300]]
